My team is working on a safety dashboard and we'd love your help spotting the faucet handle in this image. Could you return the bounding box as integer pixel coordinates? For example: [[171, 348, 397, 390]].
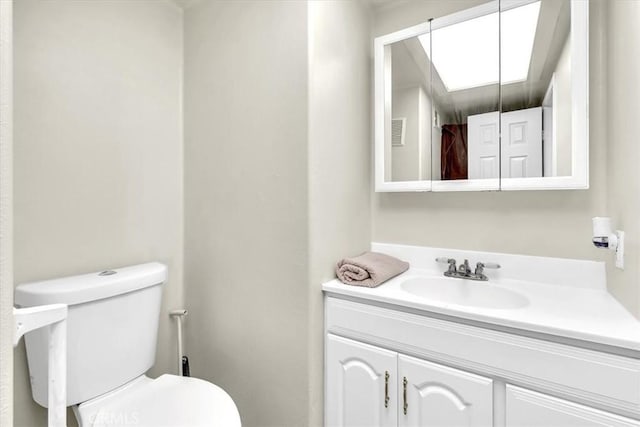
[[436, 257, 457, 273], [474, 262, 501, 278], [477, 262, 501, 269]]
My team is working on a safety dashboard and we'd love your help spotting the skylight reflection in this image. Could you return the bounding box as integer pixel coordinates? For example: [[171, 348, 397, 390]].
[[418, 1, 541, 92]]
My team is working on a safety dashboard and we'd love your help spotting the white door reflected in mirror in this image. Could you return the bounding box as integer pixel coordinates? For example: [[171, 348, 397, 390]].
[[468, 107, 544, 179]]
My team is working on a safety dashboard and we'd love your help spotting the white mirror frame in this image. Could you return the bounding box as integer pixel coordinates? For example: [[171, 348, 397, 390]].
[[374, 21, 432, 192], [374, 0, 589, 192]]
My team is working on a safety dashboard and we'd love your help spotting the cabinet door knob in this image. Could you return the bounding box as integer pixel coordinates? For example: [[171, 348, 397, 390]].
[[403, 377, 408, 415], [384, 371, 390, 408]]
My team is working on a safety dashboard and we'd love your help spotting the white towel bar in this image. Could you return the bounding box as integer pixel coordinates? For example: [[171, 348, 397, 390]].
[[14, 304, 68, 427]]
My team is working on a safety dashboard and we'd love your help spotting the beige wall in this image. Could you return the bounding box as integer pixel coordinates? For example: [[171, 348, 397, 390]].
[[184, 2, 371, 426], [13, 1, 184, 425], [606, 0, 640, 318], [10, 2, 372, 426], [372, 0, 611, 292], [183, 2, 310, 426], [0, 1, 13, 426], [308, 1, 372, 424]]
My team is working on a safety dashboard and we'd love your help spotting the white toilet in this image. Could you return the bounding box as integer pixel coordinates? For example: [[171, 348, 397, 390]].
[[15, 262, 241, 427]]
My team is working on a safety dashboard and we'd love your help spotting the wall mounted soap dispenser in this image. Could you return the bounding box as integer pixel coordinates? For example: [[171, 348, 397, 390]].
[[592, 217, 625, 269]]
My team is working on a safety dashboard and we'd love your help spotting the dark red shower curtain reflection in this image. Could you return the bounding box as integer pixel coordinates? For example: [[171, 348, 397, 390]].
[[441, 124, 468, 180]]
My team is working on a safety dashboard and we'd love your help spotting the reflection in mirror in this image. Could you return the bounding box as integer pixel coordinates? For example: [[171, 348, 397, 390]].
[[386, 36, 432, 183], [501, 0, 571, 179], [374, 0, 587, 192], [424, 2, 501, 188]]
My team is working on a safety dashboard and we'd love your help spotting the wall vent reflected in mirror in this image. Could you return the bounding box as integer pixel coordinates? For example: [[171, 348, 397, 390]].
[[374, 0, 589, 192], [392, 118, 406, 146]]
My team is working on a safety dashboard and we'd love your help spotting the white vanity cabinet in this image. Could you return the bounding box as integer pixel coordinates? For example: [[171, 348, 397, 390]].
[[324, 296, 640, 427], [326, 334, 493, 427]]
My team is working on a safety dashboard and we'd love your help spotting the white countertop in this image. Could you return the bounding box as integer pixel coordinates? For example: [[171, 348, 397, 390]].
[[324, 243, 640, 352], [323, 270, 640, 352]]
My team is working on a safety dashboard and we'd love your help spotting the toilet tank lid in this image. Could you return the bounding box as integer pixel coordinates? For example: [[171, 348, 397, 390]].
[[15, 262, 167, 307]]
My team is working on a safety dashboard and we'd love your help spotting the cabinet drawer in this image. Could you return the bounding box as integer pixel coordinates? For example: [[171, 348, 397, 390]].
[[326, 297, 640, 415], [506, 385, 640, 426]]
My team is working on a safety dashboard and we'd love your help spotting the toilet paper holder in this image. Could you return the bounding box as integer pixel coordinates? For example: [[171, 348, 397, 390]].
[[592, 217, 625, 269]]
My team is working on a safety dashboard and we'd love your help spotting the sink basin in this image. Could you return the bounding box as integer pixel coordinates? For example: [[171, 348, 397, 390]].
[[400, 276, 529, 310]]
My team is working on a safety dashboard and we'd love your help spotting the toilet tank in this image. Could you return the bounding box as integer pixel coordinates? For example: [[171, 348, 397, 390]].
[[15, 263, 167, 407]]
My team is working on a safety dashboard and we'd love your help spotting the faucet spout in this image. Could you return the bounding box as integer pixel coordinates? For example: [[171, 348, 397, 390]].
[[458, 259, 472, 276]]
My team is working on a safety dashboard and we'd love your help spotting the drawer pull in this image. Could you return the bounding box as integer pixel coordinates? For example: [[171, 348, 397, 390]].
[[384, 371, 390, 408], [403, 377, 408, 415]]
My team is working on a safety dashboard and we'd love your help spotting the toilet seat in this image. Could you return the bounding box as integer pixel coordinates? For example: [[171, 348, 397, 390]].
[[75, 374, 241, 427]]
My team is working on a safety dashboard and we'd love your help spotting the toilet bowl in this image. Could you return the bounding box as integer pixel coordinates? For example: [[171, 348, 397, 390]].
[[15, 263, 241, 427], [75, 375, 240, 427]]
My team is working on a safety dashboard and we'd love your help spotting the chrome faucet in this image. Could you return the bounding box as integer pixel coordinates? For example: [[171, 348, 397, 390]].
[[458, 259, 472, 276], [436, 258, 500, 281]]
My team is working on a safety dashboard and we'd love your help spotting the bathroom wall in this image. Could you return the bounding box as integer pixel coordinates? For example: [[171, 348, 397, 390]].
[[308, 1, 372, 424], [184, 1, 371, 425], [606, 0, 640, 318], [183, 2, 311, 426], [372, 0, 611, 294], [13, 1, 184, 425], [0, 1, 13, 425]]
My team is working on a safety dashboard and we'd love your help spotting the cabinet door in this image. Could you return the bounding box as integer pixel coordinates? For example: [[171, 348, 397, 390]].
[[398, 355, 493, 427], [326, 334, 398, 427], [506, 385, 640, 427]]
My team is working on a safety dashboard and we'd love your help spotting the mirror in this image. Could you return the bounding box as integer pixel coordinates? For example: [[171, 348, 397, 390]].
[[386, 35, 433, 185], [428, 2, 501, 191], [374, 0, 588, 192]]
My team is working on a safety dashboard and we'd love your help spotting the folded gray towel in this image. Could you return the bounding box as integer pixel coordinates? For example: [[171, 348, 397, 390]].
[[336, 252, 409, 288]]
